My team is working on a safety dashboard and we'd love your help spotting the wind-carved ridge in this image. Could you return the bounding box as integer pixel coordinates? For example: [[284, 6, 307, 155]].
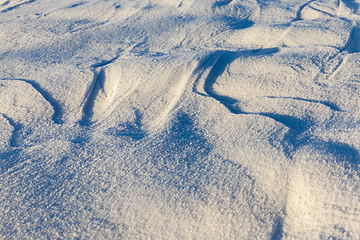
[[0, 78, 64, 124], [1, 113, 22, 147], [193, 50, 358, 165], [1, 0, 36, 13]]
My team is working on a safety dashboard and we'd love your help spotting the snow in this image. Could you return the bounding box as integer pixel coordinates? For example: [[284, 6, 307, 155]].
[[1, 0, 360, 239]]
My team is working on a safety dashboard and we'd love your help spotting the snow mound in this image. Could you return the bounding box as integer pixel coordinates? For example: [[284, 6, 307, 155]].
[[284, 19, 353, 49]]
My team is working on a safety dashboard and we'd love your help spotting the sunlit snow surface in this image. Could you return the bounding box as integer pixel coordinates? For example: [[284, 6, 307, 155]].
[[1, 0, 360, 238]]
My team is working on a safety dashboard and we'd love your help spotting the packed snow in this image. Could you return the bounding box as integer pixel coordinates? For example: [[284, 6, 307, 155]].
[[1, 0, 360, 239]]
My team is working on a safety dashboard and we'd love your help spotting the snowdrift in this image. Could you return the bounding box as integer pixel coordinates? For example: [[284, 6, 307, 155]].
[[1, 0, 360, 238]]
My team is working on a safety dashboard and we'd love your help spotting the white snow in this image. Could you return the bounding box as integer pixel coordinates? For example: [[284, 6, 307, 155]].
[[1, 0, 360, 239]]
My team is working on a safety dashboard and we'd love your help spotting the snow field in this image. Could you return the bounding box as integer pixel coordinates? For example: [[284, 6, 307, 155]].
[[1, 0, 360, 239]]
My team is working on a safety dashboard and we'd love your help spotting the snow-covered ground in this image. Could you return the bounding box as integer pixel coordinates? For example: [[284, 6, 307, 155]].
[[1, 0, 360, 238]]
